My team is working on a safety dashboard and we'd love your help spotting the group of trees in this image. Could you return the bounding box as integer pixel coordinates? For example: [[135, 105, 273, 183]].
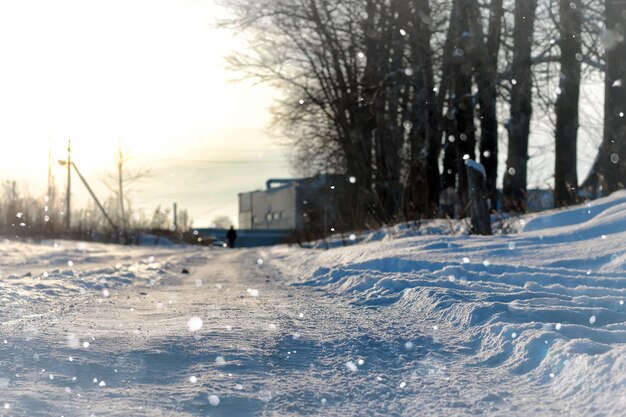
[[0, 149, 193, 243], [225, 0, 626, 225], [0, 180, 193, 242]]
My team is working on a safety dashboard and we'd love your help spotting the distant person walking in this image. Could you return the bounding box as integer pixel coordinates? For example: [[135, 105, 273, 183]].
[[226, 226, 237, 248]]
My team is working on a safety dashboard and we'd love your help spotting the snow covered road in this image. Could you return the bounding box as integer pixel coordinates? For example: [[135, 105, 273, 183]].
[[2, 244, 454, 416], [2, 191, 626, 416]]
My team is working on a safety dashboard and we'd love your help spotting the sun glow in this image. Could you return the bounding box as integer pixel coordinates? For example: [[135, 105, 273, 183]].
[[0, 0, 280, 178]]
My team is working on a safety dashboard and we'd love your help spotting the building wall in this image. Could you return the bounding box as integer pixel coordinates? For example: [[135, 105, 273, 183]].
[[195, 228, 292, 247], [240, 186, 297, 230], [238, 193, 253, 229], [238, 174, 352, 232]]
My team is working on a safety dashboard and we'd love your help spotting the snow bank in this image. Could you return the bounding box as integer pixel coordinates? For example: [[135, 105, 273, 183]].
[[0, 240, 191, 323], [271, 191, 626, 415], [522, 189, 626, 232]]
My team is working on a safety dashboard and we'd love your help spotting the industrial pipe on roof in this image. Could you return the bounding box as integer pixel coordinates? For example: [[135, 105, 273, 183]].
[[266, 178, 302, 190]]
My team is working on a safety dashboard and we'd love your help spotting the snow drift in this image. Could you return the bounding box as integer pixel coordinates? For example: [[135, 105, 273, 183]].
[[271, 191, 626, 415]]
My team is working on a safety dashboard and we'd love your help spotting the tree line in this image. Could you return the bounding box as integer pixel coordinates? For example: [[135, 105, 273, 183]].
[[224, 0, 626, 225], [0, 149, 194, 244]]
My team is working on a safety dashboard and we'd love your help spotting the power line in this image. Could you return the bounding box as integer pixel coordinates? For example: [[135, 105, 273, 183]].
[[134, 156, 286, 164]]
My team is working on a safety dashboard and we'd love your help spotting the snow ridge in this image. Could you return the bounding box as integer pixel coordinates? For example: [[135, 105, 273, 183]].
[[271, 191, 626, 415]]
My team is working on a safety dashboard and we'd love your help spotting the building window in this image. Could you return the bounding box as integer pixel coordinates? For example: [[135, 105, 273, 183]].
[[265, 213, 272, 221]]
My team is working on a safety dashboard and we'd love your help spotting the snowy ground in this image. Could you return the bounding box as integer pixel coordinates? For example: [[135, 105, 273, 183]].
[[2, 193, 626, 416]]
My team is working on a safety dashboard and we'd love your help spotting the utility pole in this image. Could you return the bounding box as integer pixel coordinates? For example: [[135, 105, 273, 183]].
[[173, 202, 178, 231], [47, 146, 54, 202], [46, 144, 55, 233], [58, 157, 118, 233], [66, 139, 71, 229], [71, 162, 118, 233], [117, 142, 127, 234]]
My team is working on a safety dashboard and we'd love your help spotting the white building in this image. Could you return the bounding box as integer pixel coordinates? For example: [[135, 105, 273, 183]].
[[238, 175, 350, 232]]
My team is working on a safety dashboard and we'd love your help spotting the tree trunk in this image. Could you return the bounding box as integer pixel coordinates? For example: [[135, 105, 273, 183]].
[[453, 65, 476, 218], [405, 0, 440, 219], [503, 0, 537, 212], [554, 0, 582, 207], [466, 160, 492, 235], [436, 0, 462, 218], [370, 0, 413, 224], [467, 0, 503, 211], [452, 5, 476, 218], [582, 0, 626, 195]]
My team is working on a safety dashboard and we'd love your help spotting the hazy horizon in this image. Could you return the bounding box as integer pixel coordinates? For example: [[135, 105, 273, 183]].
[[0, 142, 291, 228]]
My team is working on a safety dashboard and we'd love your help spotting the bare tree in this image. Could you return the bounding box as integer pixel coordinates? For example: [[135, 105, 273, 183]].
[[583, 0, 626, 194], [451, 0, 477, 217], [212, 215, 234, 229], [223, 0, 619, 226], [224, 0, 452, 224], [104, 143, 149, 234], [503, 0, 537, 212], [554, 0, 582, 207], [404, 0, 441, 219], [468, 0, 503, 210]]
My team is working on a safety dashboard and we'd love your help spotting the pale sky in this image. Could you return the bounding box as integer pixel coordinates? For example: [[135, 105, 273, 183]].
[[0, 0, 290, 227]]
